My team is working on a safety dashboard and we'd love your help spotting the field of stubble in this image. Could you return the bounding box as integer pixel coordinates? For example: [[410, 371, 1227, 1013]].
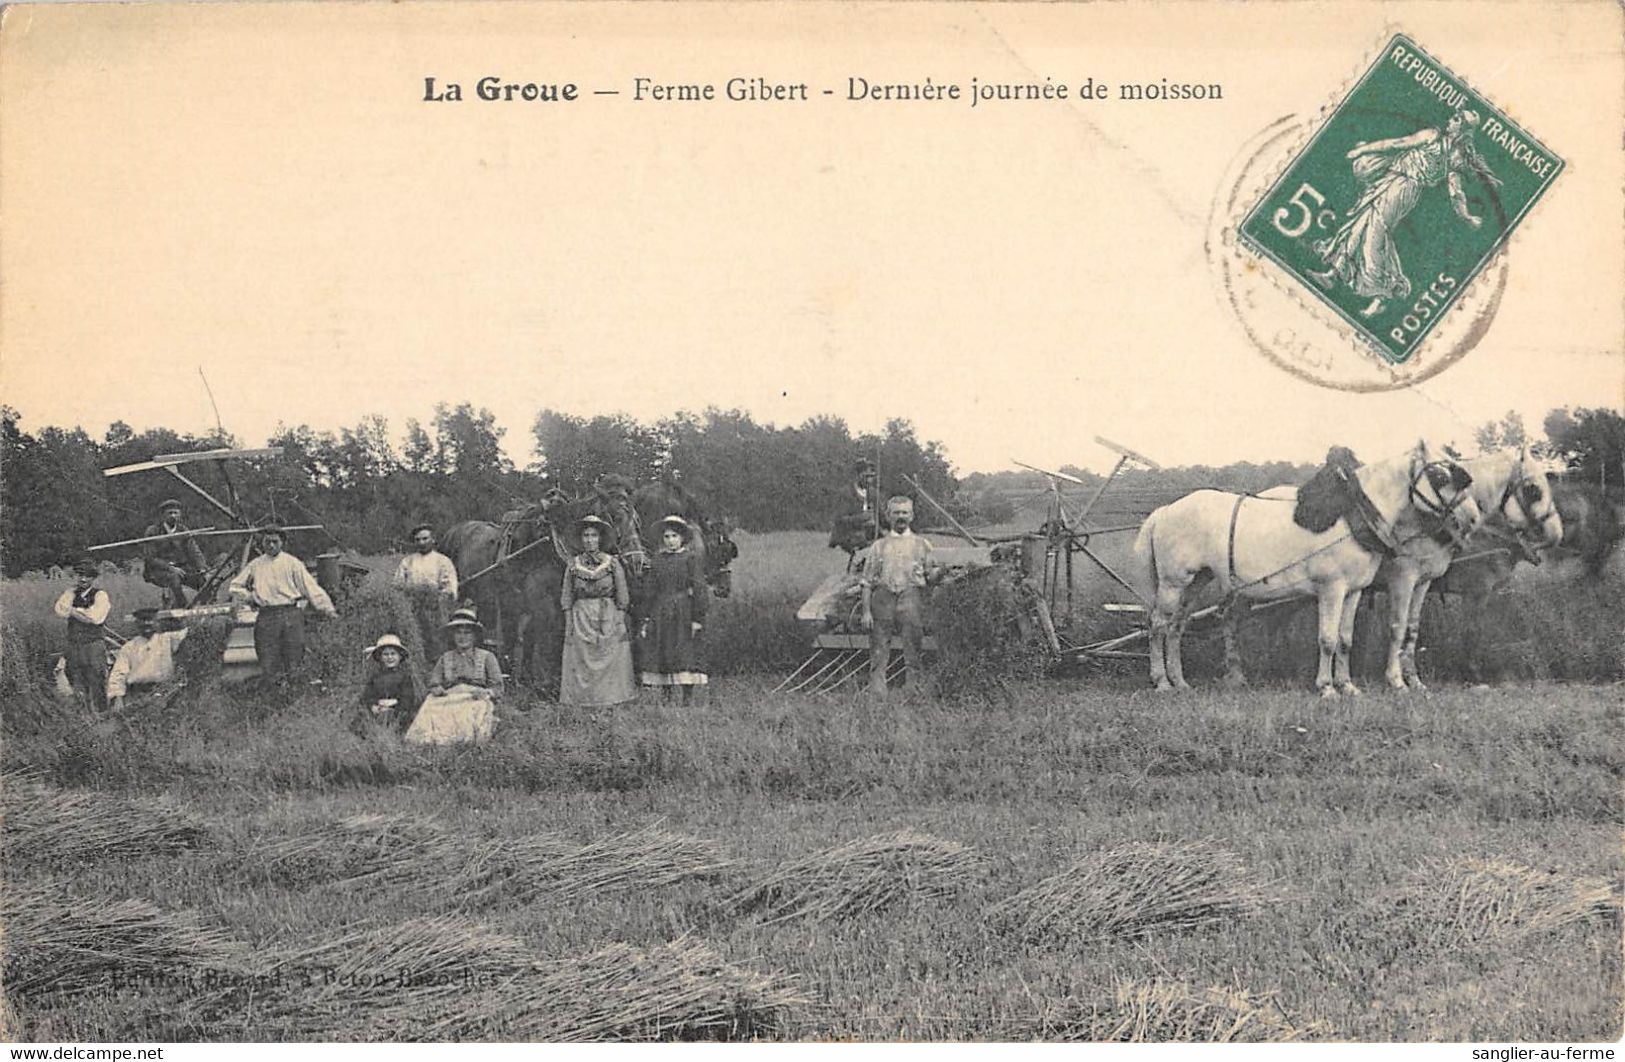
[[2, 531, 1620, 1042]]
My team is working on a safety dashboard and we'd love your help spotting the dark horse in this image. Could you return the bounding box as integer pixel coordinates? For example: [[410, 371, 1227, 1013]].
[[631, 477, 739, 599], [440, 482, 645, 688]]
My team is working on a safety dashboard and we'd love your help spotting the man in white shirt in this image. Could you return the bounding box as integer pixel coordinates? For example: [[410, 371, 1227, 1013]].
[[860, 496, 940, 697], [107, 607, 189, 710], [228, 526, 337, 684], [53, 556, 112, 710], [394, 523, 458, 655]]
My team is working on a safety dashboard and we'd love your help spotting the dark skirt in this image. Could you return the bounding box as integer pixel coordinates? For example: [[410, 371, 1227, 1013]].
[[638, 593, 707, 685]]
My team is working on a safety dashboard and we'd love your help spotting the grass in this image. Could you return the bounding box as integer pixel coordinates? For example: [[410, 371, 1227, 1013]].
[[1, 536, 1622, 1041]]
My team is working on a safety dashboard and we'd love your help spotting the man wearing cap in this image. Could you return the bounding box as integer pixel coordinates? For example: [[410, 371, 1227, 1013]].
[[860, 496, 941, 697], [142, 499, 207, 608], [53, 557, 112, 710], [228, 526, 337, 684], [394, 523, 458, 655], [107, 607, 190, 711]]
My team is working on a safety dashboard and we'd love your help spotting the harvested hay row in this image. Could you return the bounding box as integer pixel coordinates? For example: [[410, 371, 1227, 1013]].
[[1, 884, 251, 999], [728, 830, 985, 924], [455, 823, 738, 905], [1035, 980, 1329, 1043], [989, 840, 1278, 942], [1391, 858, 1618, 946], [246, 934, 800, 1042], [2, 773, 207, 865], [248, 815, 734, 907], [248, 812, 462, 891], [428, 938, 805, 1042], [267, 915, 536, 984]]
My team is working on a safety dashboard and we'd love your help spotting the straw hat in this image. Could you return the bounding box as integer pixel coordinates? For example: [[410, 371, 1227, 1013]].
[[577, 514, 611, 534], [657, 515, 692, 540], [367, 632, 409, 659], [443, 608, 484, 633]]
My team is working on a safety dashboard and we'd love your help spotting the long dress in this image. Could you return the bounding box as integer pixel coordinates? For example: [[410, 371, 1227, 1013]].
[[638, 547, 708, 687], [1314, 132, 1457, 301], [559, 552, 636, 706]]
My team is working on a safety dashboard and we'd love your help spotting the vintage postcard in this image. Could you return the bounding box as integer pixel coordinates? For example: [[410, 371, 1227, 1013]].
[[0, 0, 1620, 1048]]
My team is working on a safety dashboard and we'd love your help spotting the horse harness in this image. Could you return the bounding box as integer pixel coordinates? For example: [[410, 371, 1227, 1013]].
[[1223, 460, 1466, 588]]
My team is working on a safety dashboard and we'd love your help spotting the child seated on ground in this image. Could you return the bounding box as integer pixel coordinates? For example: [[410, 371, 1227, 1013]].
[[353, 632, 424, 735]]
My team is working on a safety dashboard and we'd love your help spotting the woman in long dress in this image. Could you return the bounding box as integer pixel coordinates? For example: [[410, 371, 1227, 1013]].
[[1310, 108, 1500, 318], [637, 516, 709, 704], [559, 514, 636, 707]]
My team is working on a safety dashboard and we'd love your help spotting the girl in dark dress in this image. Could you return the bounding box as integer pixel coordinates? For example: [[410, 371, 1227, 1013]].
[[637, 516, 708, 704], [353, 632, 424, 735]]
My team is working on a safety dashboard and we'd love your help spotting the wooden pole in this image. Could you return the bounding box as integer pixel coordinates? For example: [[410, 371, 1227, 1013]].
[[460, 536, 552, 586], [901, 473, 983, 546]]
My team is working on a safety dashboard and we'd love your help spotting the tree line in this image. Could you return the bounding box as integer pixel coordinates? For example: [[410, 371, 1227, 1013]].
[[2, 401, 1617, 577]]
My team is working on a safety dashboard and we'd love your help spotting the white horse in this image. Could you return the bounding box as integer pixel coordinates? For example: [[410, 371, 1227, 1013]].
[[1134, 442, 1475, 696], [1375, 448, 1563, 690]]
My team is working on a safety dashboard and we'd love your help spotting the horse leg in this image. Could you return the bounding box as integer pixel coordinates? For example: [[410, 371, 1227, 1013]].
[[1220, 596, 1249, 688], [1334, 587, 1363, 696], [1148, 582, 1184, 692], [1314, 581, 1346, 697], [1401, 577, 1433, 690], [1384, 567, 1418, 691], [1167, 606, 1193, 690]]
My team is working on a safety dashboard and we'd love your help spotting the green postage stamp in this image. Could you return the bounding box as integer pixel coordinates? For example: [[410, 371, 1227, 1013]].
[[1240, 34, 1563, 365]]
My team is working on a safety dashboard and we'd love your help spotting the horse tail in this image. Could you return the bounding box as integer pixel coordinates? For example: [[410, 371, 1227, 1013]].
[[1134, 510, 1160, 596]]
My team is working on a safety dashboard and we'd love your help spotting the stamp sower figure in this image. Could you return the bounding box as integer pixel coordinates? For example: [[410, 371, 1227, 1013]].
[[393, 523, 458, 656], [560, 514, 635, 708], [107, 607, 189, 711], [1310, 108, 1500, 318], [861, 496, 940, 697], [637, 515, 708, 704], [354, 632, 425, 734], [228, 525, 337, 685], [427, 609, 504, 700], [53, 557, 111, 711], [142, 498, 207, 608]]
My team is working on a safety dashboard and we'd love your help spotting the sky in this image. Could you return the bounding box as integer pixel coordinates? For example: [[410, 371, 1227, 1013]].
[[1, 2, 1619, 477]]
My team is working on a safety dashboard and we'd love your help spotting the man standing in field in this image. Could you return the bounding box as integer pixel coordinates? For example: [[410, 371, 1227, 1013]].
[[394, 522, 458, 655], [228, 526, 337, 685], [861, 496, 940, 697], [141, 498, 207, 608], [107, 607, 189, 711], [53, 556, 112, 711]]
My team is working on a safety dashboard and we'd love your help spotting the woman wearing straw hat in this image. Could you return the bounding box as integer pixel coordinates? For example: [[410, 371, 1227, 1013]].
[[637, 515, 709, 704], [427, 609, 505, 700], [409, 608, 503, 744], [559, 514, 635, 707], [353, 632, 424, 735]]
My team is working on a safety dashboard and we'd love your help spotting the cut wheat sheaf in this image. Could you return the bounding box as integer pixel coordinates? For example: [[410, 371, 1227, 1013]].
[[249, 920, 802, 1042], [2, 771, 208, 865], [988, 839, 1280, 942], [247, 812, 736, 906], [0, 883, 251, 1000], [1035, 979, 1331, 1042], [1390, 857, 1619, 946], [728, 829, 986, 924]]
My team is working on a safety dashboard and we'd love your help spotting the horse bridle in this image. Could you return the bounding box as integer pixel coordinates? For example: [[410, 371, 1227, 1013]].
[[1408, 459, 1476, 548]]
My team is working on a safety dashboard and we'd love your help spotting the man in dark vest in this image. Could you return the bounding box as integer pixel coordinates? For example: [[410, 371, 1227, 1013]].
[[53, 556, 111, 711], [142, 498, 207, 608]]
